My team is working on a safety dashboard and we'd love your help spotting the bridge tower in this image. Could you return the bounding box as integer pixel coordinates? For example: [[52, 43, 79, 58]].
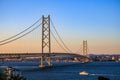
[[83, 40, 88, 57], [39, 15, 52, 68]]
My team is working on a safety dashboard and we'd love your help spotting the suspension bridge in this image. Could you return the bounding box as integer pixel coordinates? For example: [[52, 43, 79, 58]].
[[0, 15, 92, 68]]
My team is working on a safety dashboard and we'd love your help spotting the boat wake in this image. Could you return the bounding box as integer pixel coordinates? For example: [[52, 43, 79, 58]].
[[90, 73, 120, 77]]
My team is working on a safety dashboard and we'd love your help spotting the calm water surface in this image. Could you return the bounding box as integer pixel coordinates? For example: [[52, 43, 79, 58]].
[[1, 62, 120, 80]]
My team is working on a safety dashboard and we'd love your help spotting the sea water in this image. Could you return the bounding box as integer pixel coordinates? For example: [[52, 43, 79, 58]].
[[1, 62, 120, 80]]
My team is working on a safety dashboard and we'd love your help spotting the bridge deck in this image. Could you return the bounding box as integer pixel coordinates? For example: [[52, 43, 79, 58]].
[[0, 53, 80, 58]]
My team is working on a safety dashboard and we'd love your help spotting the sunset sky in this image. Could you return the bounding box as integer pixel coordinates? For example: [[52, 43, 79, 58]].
[[0, 0, 120, 54]]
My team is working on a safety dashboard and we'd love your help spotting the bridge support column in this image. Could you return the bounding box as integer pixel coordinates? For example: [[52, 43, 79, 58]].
[[39, 15, 52, 68], [83, 40, 88, 56]]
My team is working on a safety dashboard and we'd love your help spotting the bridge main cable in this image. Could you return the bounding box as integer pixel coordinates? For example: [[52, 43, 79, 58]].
[[51, 31, 69, 53], [0, 17, 42, 43], [0, 23, 42, 46], [50, 19, 73, 53]]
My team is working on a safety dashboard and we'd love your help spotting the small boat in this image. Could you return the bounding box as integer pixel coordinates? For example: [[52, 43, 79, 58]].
[[79, 71, 89, 75]]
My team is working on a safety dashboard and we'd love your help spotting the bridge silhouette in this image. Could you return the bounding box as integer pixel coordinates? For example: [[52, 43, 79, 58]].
[[0, 15, 91, 68]]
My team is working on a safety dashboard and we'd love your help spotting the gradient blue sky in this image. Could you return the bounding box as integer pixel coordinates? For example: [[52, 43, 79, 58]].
[[0, 0, 120, 54]]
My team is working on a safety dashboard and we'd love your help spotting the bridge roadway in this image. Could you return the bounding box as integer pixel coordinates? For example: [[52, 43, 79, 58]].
[[0, 53, 83, 59]]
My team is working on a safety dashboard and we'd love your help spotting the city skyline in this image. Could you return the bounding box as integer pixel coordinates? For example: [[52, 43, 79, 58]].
[[0, 0, 120, 54]]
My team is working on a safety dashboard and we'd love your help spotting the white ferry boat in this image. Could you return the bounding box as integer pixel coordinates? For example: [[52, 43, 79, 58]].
[[79, 71, 89, 75]]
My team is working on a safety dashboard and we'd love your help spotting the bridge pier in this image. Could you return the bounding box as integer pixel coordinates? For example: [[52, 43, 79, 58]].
[[39, 55, 44, 68], [39, 56, 52, 69]]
